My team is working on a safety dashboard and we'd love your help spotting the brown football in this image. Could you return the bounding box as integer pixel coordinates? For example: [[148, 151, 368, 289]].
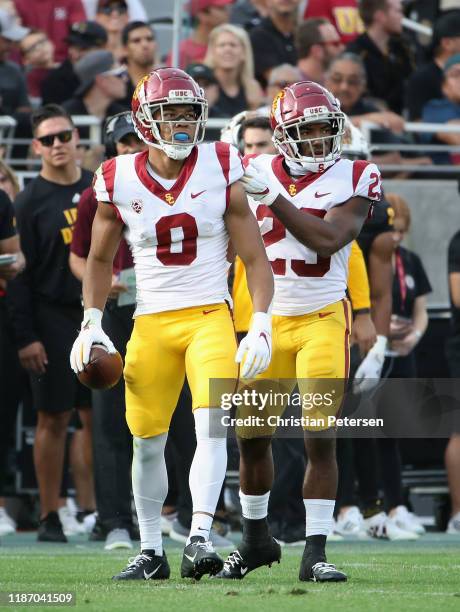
[[77, 344, 123, 390]]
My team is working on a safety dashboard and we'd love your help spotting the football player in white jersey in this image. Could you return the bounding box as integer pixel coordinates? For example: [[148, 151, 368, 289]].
[[217, 82, 382, 582], [69, 68, 274, 581]]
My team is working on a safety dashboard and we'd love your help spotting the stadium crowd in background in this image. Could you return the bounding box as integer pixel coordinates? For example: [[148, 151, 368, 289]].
[[0, 0, 459, 554]]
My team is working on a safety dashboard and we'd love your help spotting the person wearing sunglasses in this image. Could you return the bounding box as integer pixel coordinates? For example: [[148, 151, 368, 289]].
[[7, 104, 94, 544], [295, 17, 345, 84], [96, 0, 130, 61]]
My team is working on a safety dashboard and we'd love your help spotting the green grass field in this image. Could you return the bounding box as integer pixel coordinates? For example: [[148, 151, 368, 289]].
[[1, 533, 460, 611]]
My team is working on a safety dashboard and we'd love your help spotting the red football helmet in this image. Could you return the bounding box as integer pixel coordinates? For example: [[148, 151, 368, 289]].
[[131, 67, 208, 160], [270, 81, 345, 172]]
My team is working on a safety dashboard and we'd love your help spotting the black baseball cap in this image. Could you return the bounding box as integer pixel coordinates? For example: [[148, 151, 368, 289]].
[[433, 11, 460, 50], [66, 21, 108, 49], [107, 112, 137, 143], [185, 63, 217, 84]]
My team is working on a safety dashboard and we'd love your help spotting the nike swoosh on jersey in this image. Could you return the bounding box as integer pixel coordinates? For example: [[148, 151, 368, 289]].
[[315, 191, 331, 198], [191, 190, 206, 199], [144, 565, 162, 579], [318, 312, 333, 318], [184, 552, 197, 563], [203, 309, 219, 315]]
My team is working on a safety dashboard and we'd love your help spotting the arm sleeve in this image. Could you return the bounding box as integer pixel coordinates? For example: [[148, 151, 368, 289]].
[[0, 191, 16, 240], [93, 159, 116, 203], [352, 160, 382, 202], [215, 142, 244, 185], [70, 187, 97, 258], [347, 240, 371, 311], [6, 195, 39, 348]]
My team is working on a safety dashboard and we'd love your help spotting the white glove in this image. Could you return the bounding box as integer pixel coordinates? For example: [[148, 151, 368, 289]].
[[353, 335, 387, 394], [240, 160, 279, 206], [236, 312, 272, 379], [70, 308, 116, 374]]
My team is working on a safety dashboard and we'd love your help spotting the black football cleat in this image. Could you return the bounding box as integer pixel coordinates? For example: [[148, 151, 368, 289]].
[[112, 550, 170, 580], [37, 512, 67, 543], [299, 556, 347, 582], [215, 537, 281, 579], [181, 536, 223, 580]]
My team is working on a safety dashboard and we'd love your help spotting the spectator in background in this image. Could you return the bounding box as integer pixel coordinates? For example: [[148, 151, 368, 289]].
[[82, 0, 147, 20], [120, 21, 158, 108], [0, 160, 20, 201], [41, 21, 108, 106], [19, 30, 57, 107], [70, 111, 146, 550], [325, 53, 432, 171], [407, 11, 460, 121], [422, 54, 460, 165], [7, 104, 94, 543], [250, 0, 299, 87], [0, 8, 30, 114], [346, 0, 414, 114], [295, 17, 344, 83], [303, 0, 364, 45], [445, 228, 460, 535], [265, 63, 302, 103], [14, 0, 86, 63], [62, 50, 127, 141], [240, 115, 276, 154], [230, 0, 267, 30], [0, 184, 25, 537], [95, 0, 129, 61], [165, 0, 233, 69], [204, 23, 263, 116], [325, 53, 405, 132], [185, 63, 224, 117]]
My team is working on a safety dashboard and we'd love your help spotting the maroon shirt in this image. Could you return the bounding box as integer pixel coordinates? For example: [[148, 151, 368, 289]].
[[15, 0, 87, 63], [71, 185, 134, 273]]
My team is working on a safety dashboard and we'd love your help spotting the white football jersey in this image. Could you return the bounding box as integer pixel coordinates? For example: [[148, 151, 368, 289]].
[[94, 142, 243, 316], [246, 155, 382, 316]]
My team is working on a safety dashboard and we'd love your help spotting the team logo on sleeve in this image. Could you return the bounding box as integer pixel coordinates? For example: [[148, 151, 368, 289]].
[[131, 199, 143, 214]]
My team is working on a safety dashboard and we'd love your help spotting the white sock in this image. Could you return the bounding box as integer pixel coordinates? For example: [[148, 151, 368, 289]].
[[132, 434, 168, 555], [304, 499, 335, 537], [239, 491, 270, 520], [188, 512, 214, 542], [187, 408, 227, 544]]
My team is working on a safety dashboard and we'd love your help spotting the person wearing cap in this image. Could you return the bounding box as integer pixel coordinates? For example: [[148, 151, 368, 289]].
[[185, 62, 224, 117], [120, 21, 158, 108], [62, 49, 128, 142], [41, 21, 108, 106], [0, 8, 30, 114], [407, 10, 460, 121], [165, 0, 233, 69], [95, 0, 130, 62], [69, 111, 146, 550], [422, 53, 460, 165], [14, 0, 86, 63]]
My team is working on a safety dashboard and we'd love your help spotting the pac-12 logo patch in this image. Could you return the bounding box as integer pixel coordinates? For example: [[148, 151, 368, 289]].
[[131, 199, 143, 214]]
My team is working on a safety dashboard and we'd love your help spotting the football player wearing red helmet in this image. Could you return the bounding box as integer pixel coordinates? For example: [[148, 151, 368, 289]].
[[70, 68, 274, 581], [217, 81, 382, 583]]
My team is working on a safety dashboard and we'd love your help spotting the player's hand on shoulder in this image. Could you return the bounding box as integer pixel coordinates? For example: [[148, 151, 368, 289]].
[[236, 311, 272, 378], [352, 335, 387, 394], [70, 308, 116, 374], [240, 159, 278, 206]]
